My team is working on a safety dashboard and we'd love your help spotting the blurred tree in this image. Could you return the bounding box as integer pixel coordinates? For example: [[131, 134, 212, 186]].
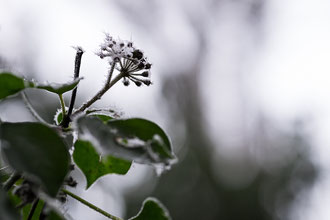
[[124, 70, 318, 220], [119, 1, 318, 219]]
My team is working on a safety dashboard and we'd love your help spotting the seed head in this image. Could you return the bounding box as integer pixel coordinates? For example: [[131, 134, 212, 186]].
[[97, 33, 153, 87]]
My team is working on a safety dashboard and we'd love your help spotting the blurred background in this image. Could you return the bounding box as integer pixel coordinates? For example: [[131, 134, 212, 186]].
[[1, 0, 330, 219]]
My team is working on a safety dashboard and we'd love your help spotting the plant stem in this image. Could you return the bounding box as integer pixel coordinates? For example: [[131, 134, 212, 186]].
[[3, 172, 21, 191], [58, 94, 66, 118], [62, 47, 84, 128], [27, 198, 39, 220], [62, 189, 122, 220], [73, 62, 123, 115]]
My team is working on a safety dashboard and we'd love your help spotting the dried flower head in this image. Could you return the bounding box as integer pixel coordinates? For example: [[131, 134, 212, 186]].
[[97, 33, 152, 87]]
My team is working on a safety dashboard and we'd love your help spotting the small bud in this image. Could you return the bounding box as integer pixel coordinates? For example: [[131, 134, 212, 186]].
[[135, 81, 142, 87], [58, 193, 67, 203], [141, 71, 149, 77], [143, 80, 152, 86], [132, 49, 144, 60], [127, 42, 133, 47], [123, 79, 130, 86], [65, 176, 78, 188], [138, 62, 145, 69], [145, 63, 152, 69]]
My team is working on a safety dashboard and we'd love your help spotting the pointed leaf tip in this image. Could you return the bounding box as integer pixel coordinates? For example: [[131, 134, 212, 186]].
[[129, 197, 172, 220], [0, 72, 31, 100]]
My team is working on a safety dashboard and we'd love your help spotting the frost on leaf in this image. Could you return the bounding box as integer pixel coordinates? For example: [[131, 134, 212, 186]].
[[0, 72, 83, 100], [74, 116, 176, 168], [35, 77, 83, 95]]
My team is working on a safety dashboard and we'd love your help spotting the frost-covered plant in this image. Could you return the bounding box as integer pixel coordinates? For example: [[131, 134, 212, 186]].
[[0, 34, 176, 220]]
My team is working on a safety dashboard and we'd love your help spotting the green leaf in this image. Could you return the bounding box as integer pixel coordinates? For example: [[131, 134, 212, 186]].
[[0, 72, 32, 100], [73, 140, 131, 188], [0, 188, 20, 220], [0, 122, 70, 197], [35, 77, 82, 95], [86, 108, 120, 121], [129, 198, 171, 220], [0, 72, 82, 100], [75, 116, 176, 166], [94, 114, 113, 122], [22, 200, 44, 220]]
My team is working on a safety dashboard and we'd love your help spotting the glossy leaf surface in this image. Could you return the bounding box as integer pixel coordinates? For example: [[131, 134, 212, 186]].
[[75, 116, 176, 166], [0, 122, 70, 197]]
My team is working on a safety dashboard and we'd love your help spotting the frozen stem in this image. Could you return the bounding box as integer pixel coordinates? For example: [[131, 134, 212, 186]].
[[62, 47, 84, 128], [62, 189, 123, 220], [73, 61, 123, 116], [58, 94, 66, 119], [27, 198, 39, 220]]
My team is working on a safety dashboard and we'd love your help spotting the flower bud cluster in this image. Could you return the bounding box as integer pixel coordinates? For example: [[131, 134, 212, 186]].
[[97, 34, 152, 87]]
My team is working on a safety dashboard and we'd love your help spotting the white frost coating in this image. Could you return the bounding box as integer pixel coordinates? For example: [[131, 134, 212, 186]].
[[152, 163, 172, 177], [79, 127, 106, 155], [145, 134, 166, 162], [72, 130, 78, 144], [152, 134, 165, 146], [35, 77, 83, 92], [53, 107, 68, 125], [87, 108, 123, 119], [146, 144, 161, 162], [97, 34, 134, 62], [115, 136, 146, 148]]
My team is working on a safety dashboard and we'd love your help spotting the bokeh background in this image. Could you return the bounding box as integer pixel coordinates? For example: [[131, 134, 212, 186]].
[[1, 0, 330, 219]]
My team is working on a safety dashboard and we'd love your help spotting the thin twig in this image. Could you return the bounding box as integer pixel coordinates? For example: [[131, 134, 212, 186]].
[[27, 198, 40, 220], [39, 202, 47, 220], [58, 94, 66, 119], [73, 62, 123, 116], [62, 47, 84, 128], [62, 189, 123, 220], [3, 172, 21, 191], [21, 92, 47, 124]]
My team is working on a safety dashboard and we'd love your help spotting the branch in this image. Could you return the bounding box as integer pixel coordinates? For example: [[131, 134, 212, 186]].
[[61, 47, 84, 128], [73, 62, 123, 116], [27, 198, 39, 220], [62, 189, 123, 220], [58, 94, 66, 119]]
